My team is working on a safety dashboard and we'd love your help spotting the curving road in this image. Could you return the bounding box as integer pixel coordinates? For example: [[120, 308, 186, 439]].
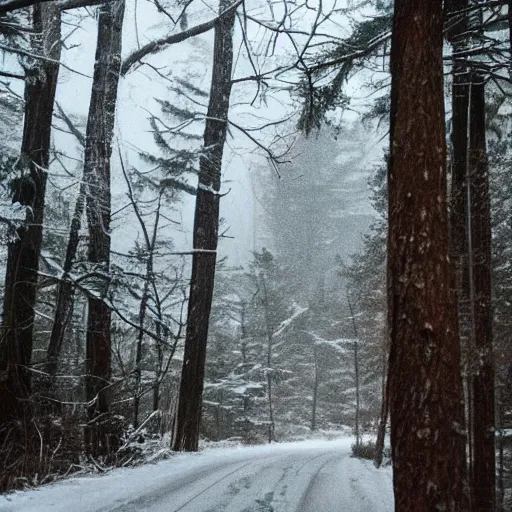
[[0, 440, 394, 512]]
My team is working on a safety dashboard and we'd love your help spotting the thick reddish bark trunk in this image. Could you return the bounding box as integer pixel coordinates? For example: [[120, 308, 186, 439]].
[[387, 1, 468, 510], [172, 0, 236, 452]]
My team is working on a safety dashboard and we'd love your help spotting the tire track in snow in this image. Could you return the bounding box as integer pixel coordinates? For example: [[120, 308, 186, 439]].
[[297, 455, 393, 512], [172, 461, 254, 512], [175, 450, 340, 512], [100, 460, 253, 512], [294, 451, 335, 476], [296, 453, 342, 512], [198, 451, 327, 511]]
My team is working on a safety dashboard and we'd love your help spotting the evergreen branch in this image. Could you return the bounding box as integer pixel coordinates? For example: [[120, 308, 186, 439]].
[[0, 42, 92, 78], [54, 101, 85, 147], [309, 30, 392, 73], [174, 77, 209, 98], [160, 177, 197, 195]]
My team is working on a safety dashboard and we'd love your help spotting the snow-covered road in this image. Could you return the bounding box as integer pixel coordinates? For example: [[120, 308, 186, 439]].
[[0, 439, 394, 512]]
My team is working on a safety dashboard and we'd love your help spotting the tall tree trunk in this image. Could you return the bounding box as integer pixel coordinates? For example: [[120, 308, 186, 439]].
[[311, 342, 318, 431], [45, 179, 86, 385], [133, 243, 156, 428], [509, 0, 512, 78], [260, 274, 275, 444], [447, 2, 495, 506], [0, 2, 61, 491], [497, 385, 505, 512], [446, 0, 473, 490], [171, 0, 236, 452], [387, 0, 468, 510], [120, 167, 160, 429], [347, 294, 360, 446], [266, 326, 275, 444], [374, 325, 388, 468], [84, 0, 125, 457], [374, 372, 388, 468], [133, 290, 148, 429], [468, 75, 496, 512], [152, 317, 163, 413]]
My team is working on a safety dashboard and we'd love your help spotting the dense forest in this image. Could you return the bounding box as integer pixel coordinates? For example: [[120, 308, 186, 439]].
[[0, 0, 511, 510]]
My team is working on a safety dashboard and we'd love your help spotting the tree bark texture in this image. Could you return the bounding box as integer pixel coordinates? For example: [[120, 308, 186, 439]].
[[468, 77, 496, 512], [387, 1, 468, 510], [172, 0, 236, 452], [84, 0, 125, 457], [0, 2, 61, 491]]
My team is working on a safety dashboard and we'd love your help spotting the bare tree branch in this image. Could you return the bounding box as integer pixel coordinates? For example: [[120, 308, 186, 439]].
[[54, 101, 86, 146], [0, 0, 106, 15], [121, 0, 243, 76]]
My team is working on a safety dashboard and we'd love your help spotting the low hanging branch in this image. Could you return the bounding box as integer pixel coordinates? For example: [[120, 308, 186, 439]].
[[0, 0, 109, 15], [120, 0, 243, 76], [0, 0, 54, 15]]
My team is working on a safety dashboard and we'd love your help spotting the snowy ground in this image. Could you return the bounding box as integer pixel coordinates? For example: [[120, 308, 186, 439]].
[[0, 439, 394, 512]]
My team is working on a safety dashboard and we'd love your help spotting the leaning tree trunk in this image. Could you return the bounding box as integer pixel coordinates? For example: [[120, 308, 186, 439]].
[[84, 0, 125, 457], [132, 213, 158, 429], [387, 0, 468, 510], [172, 0, 236, 452], [132, 266, 151, 429], [45, 179, 86, 388], [0, 2, 61, 491], [468, 75, 496, 512]]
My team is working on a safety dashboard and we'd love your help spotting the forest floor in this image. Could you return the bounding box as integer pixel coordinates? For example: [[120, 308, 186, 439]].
[[0, 438, 394, 512]]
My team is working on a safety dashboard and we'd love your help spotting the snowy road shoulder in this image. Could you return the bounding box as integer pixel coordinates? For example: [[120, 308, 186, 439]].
[[0, 439, 393, 512]]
